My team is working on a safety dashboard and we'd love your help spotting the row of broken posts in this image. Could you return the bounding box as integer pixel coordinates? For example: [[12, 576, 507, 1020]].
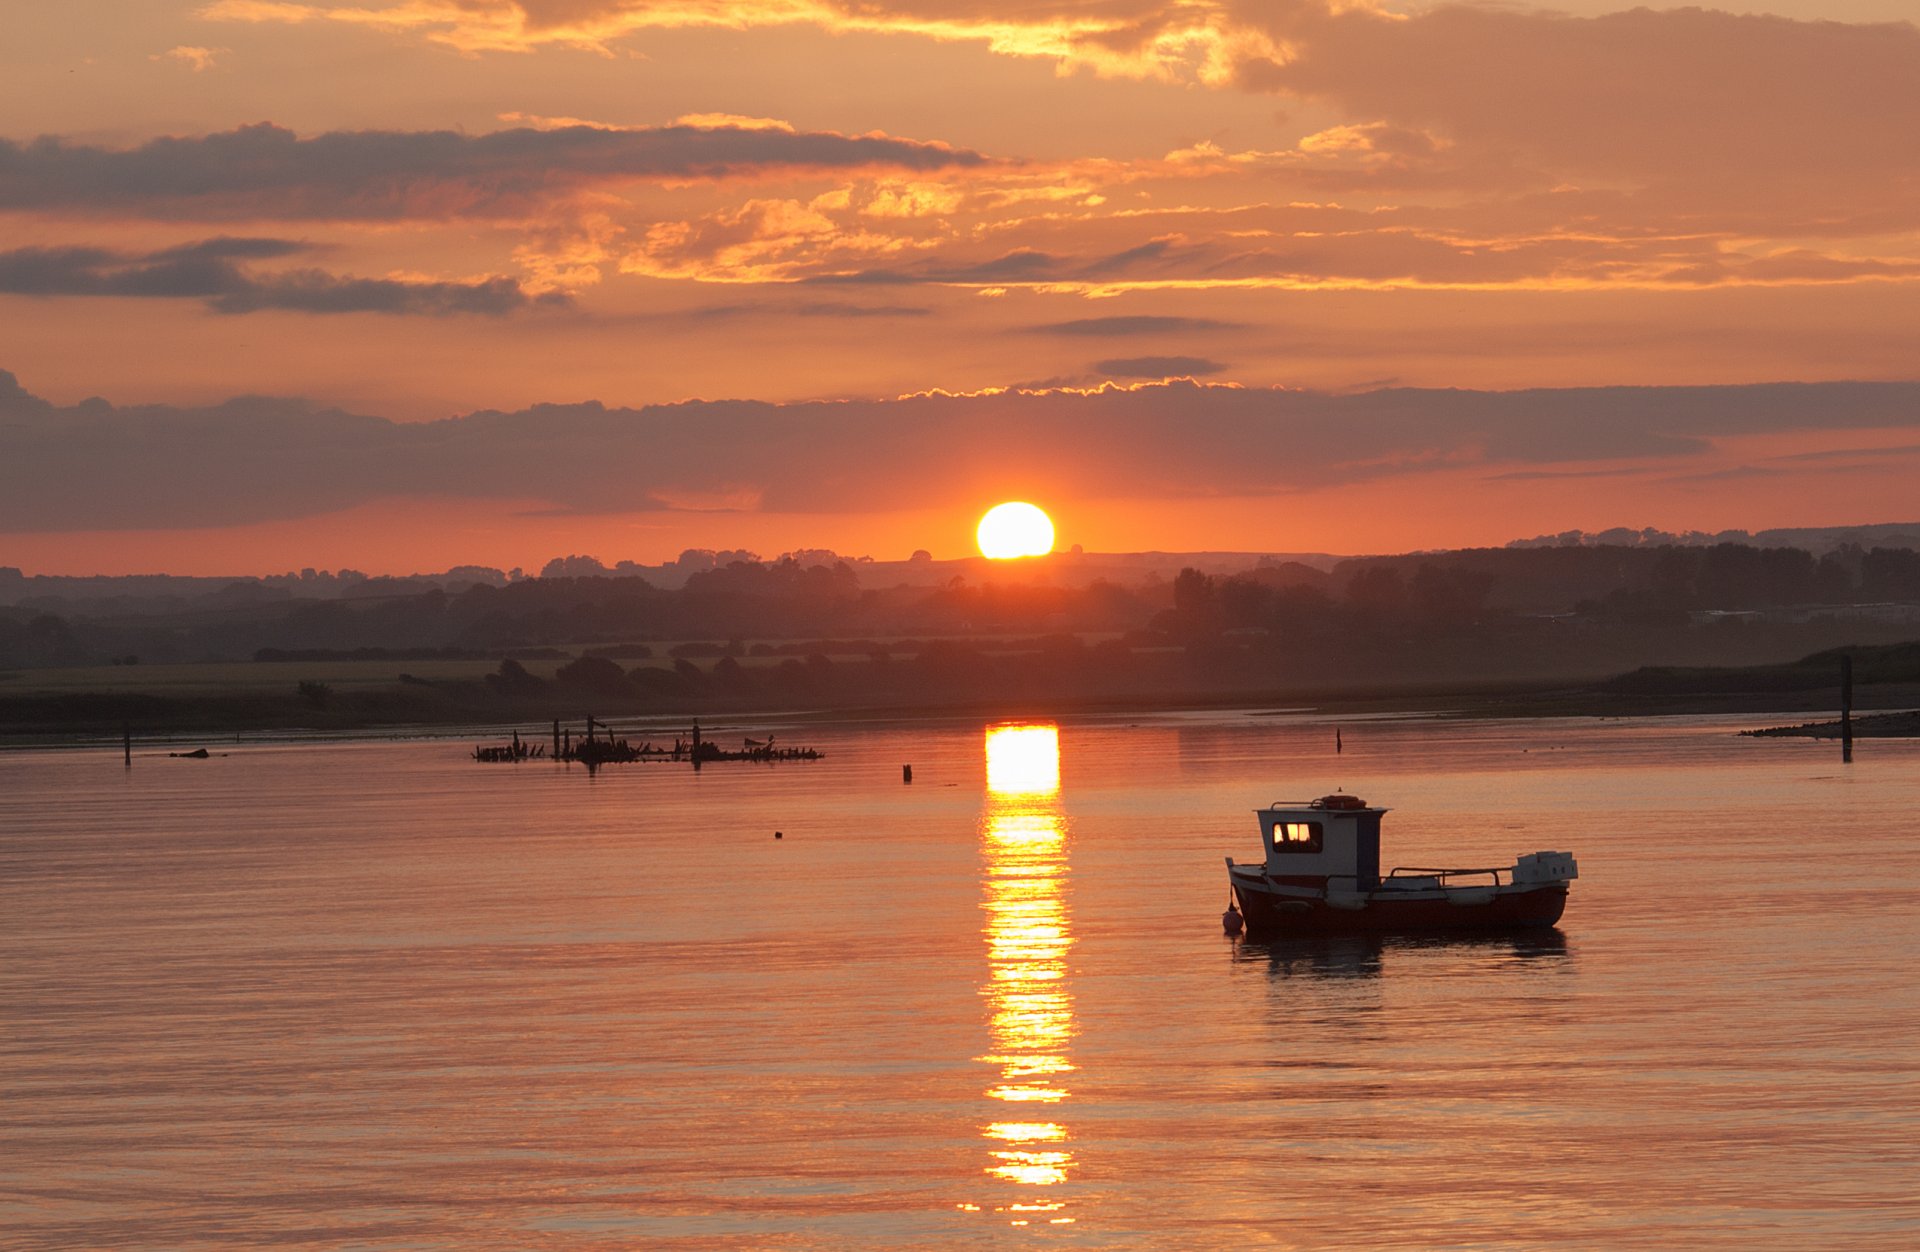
[[473, 718, 822, 770], [473, 717, 708, 767]]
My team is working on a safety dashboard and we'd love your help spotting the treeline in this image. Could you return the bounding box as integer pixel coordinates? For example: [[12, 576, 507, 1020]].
[[1147, 542, 1920, 639], [5, 543, 1920, 673], [0, 558, 1158, 668]]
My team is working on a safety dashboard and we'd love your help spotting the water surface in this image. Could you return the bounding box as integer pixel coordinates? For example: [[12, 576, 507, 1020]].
[[4, 714, 1917, 1248]]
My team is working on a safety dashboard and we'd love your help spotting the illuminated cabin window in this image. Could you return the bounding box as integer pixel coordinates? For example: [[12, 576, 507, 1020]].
[[1273, 821, 1323, 853]]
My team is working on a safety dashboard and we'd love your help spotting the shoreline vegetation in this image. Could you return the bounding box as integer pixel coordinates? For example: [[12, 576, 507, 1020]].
[[6, 545, 1920, 745], [1741, 710, 1920, 739], [3, 643, 1917, 748]]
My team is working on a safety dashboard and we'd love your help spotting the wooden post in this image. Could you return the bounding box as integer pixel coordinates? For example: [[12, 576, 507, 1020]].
[[1336, 727, 1343, 755], [552, 718, 561, 758], [903, 764, 913, 783], [123, 723, 132, 767], [1841, 654, 1854, 764]]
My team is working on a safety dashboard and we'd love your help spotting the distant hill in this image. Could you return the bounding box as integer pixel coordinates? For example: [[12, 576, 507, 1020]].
[[1506, 522, 1920, 555], [1601, 641, 1920, 694]]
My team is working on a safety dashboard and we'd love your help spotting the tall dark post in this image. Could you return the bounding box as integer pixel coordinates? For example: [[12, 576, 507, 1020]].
[[123, 723, 132, 767], [1336, 727, 1343, 755], [1841, 654, 1854, 764], [553, 718, 561, 759]]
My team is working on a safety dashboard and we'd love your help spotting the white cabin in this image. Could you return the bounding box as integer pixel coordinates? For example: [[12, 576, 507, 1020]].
[[1256, 796, 1387, 889]]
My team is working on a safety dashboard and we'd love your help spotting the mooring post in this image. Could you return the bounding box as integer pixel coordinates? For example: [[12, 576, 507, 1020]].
[[903, 764, 913, 784], [123, 723, 132, 767], [1336, 727, 1343, 755], [552, 718, 561, 758], [1841, 654, 1854, 764]]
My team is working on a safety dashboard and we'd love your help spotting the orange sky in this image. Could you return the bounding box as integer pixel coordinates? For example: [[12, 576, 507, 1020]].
[[4, 2, 1920, 574]]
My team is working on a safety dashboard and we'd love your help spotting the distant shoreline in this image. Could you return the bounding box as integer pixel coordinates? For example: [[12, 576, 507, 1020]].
[[4, 671, 1916, 751], [1740, 709, 1920, 739]]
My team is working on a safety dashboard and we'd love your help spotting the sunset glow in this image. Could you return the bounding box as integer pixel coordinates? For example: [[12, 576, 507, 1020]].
[[977, 503, 1056, 561], [2, 2, 1918, 570]]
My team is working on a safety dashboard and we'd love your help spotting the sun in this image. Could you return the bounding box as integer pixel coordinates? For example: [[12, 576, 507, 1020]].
[[977, 501, 1055, 560]]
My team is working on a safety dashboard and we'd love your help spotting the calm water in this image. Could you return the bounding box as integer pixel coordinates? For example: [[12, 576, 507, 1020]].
[[4, 713, 1918, 1249]]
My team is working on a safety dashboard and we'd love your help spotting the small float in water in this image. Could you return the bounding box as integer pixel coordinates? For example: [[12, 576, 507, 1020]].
[[1225, 794, 1576, 937]]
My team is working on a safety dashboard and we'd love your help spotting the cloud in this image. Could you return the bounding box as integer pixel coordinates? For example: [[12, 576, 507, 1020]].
[[1483, 468, 1646, 483], [1764, 443, 1920, 464], [0, 122, 987, 222], [0, 239, 560, 315], [199, 0, 1278, 78], [6, 371, 1920, 532], [1233, 5, 1920, 218], [156, 45, 228, 71], [793, 302, 930, 318], [1095, 355, 1225, 377], [195, 5, 1920, 242], [1030, 315, 1240, 336]]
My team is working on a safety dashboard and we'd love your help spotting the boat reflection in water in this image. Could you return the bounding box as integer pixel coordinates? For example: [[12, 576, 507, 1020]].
[[1237, 929, 1572, 982], [973, 723, 1077, 1227]]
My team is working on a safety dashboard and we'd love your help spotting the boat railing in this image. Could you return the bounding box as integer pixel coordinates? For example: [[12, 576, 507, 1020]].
[[1388, 865, 1506, 887]]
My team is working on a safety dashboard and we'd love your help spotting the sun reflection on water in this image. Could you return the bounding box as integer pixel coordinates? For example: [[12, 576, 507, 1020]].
[[978, 723, 1076, 1213]]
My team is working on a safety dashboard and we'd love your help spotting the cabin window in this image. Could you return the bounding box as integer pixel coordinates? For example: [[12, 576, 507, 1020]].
[[1273, 821, 1323, 853]]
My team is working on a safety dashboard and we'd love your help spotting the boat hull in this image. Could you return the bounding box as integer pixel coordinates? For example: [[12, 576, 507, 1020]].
[[1230, 873, 1567, 937]]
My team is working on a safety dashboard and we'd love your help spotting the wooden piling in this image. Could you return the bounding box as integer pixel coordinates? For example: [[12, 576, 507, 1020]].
[[1841, 654, 1854, 764], [552, 718, 561, 759], [123, 723, 132, 766], [903, 764, 913, 783]]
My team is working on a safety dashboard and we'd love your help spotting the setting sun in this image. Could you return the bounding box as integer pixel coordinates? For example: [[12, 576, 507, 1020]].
[[977, 502, 1055, 560]]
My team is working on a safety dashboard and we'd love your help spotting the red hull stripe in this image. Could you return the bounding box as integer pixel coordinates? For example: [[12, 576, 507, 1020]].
[[1231, 881, 1567, 935]]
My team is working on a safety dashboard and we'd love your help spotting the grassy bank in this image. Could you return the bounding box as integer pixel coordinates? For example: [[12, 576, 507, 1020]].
[[5, 640, 1919, 747]]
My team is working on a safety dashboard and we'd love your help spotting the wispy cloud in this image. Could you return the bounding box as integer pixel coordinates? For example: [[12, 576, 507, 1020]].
[[155, 45, 228, 71], [198, 0, 1278, 79], [1029, 315, 1240, 336], [1095, 355, 1225, 378], [0, 239, 561, 315]]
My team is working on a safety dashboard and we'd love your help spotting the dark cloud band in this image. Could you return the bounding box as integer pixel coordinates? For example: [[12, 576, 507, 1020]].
[[0, 240, 558, 315], [0, 123, 987, 222], [3, 371, 1918, 533]]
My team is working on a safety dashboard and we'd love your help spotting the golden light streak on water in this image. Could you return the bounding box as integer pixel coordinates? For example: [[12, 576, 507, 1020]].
[[986, 1122, 1066, 1142], [984, 724, 1060, 795], [978, 723, 1076, 1219]]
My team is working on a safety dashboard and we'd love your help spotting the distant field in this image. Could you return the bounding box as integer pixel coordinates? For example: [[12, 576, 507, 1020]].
[[0, 634, 1138, 699], [0, 659, 565, 698]]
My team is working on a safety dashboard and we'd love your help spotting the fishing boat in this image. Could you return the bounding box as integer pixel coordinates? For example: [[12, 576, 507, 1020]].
[[1225, 795, 1576, 936]]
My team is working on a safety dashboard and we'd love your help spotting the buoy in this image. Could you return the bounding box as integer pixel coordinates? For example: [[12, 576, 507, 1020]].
[[1222, 903, 1244, 936], [774, 830, 783, 839]]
